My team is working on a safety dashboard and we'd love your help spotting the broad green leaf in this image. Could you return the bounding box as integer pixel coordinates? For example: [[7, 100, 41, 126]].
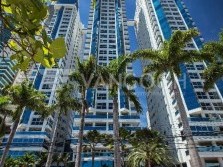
[[42, 47, 49, 55], [10, 54, 18, 61], [20, 58, 31, 71], [42, 58, 51, 68], [49, 38, 66, 58], [12, 64, 20, 71], [33, 49, 44, 63]]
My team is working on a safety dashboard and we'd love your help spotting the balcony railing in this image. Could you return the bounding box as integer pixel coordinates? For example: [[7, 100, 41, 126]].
[[73, 126, 107, 131], [198, 146, 223, 152], [189, 117, 223, 122], [192, 132, 217, 136], [74, 115, 140, 119], [112, 127, 141, 131]]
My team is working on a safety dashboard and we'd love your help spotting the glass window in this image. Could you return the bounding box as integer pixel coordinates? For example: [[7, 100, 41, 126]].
[[188, 73, 199, 79], [200, 103, 213, 110], [196, 64, 205, 70], [192, 82, 203, 88], [208, 92, 220, 99], [196, 92, 208, 99], [96, 103, 106, 109], [213, 103, 223, 110]]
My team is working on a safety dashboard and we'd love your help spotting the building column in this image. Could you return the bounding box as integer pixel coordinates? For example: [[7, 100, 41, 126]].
[[218, 157, 223, 167], [201, 158, 206, 167]]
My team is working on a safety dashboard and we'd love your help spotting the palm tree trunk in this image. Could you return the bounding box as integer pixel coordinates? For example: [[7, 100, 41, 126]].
[[0, 115, 6, 129], [91, 148, 95, 167], [145, 160, 151, 167], [0, 118, 20, 167], [75, 93, 86, 167], [113, 95, 121, 167], [45, 112, 59, 167], [173, 80, 202, 167]]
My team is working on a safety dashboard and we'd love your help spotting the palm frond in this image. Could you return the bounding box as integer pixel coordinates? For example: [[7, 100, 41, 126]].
[[131, 49, 160, 61], [108, 55, 133, 77], [56, 84, 81, 115], [125, 74, 140, 86], [203, 63, 223, 91], [169, 29, 199, 51], [121, 86, 142, 113], [179, 50, 213, 63]]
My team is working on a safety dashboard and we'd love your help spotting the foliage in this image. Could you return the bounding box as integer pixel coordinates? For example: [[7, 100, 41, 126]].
[[4, 153, 36, 167], [84, 130, 103, 147], [0, 81, 51, 167], [99, 55, 143, 113], [17, 153, 36, 167], [0, 0, 66, 70], [55, 84, 82, 115], [0, 96, 12, 137], [4, 156, 18, 167], [36, 152, 48, 167], [2, 81, 49, 120], [131, 29, 212, 84], [203, 30, 223, 90], [69, 56, 99, 167], [127, 129, 174, 167]]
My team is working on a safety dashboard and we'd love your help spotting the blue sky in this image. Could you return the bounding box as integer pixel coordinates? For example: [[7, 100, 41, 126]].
[[183, 0, 223, 41]]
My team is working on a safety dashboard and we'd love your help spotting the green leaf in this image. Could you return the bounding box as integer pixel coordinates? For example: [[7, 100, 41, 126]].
[[20, 58, 31, 71], [33, 49, 44, 63], [42, 58, 52, 68], [49, 38, 66, 58], [10, 54, 18, 60], [2, 0, 12, 13]]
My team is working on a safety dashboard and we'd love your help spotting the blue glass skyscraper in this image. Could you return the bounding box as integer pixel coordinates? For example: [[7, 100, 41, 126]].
[[71, 0, 141, 166], [135, 0, 223, 166]]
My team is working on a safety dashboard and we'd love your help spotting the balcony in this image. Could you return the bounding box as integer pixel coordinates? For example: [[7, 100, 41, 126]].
[[198, 146, 223, 152], [192, 132, 217, 136], [108, 126, 141, 131], [74, 115, 140, 119], [189, 117, 223, 122], [73, 126, 106, 131]]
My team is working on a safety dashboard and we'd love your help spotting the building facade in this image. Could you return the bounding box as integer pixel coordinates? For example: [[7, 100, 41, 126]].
[[71, 0, 141, 166], [0, 25, 16, 88], [1, 0, 83, 159], [135, 0, 223, 167]]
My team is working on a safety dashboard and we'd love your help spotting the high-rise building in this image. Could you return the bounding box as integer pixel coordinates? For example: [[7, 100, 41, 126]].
[[0, 58, 16, 88], [135, 0, 223, 166], [71, 0, 141, 166], [1, 0, 83, 158], [0, 26, 16, 88]]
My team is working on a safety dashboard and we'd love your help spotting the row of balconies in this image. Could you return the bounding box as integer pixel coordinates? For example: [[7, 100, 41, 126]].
[[72, 126, 141, 131]]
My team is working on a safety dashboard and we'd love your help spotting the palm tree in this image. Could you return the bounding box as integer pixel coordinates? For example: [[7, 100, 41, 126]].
[[0, 96, 14, 137], [128, 129, 175, 167], [45, 84, 81, 167], [131, 29, 211, 167], [202, 31, 223, 90], [17, 153, 36, 167], [127, 139, 173, 167], [58, 153, 70, 167], [69, 56, 98, 167], [99, 56, 143, 167], [4, 157, 18, 167], [83, 130, 103, 167], [0, 81, 50, 167], [36, 152, 48, 167], [119, 128, 131, 167]]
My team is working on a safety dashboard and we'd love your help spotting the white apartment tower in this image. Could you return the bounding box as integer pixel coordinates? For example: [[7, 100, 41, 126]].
[[71, 0, 141, 166], [1, 0, 83, 158], [135, 0, 223, 167]]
